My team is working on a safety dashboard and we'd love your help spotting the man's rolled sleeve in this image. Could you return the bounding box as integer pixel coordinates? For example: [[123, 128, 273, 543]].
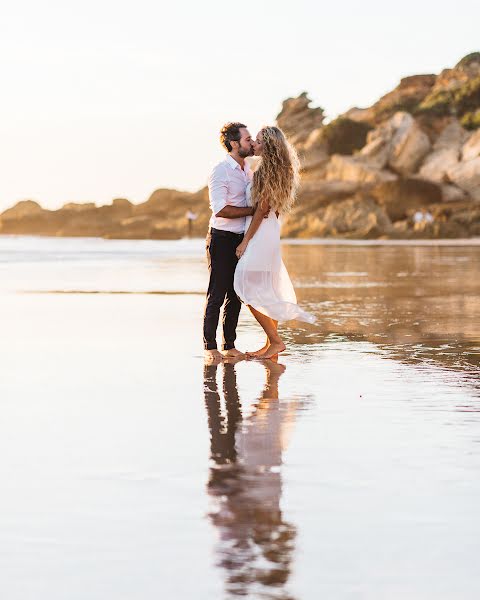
[[208, 164, 228, 216]]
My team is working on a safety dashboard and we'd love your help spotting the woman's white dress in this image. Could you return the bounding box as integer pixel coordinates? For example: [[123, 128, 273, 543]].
[[234, 183, 316, 324]]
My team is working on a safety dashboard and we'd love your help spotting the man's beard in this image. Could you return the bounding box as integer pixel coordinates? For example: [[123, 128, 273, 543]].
[[238, 146, 254, 158]]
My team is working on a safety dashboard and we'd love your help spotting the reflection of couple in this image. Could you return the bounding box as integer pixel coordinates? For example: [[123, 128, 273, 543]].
[[203, 123, 316, 363], [203, 358, 302, 598]]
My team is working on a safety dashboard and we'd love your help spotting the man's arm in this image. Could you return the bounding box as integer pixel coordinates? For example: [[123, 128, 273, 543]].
[[208, 163, 255, 220], [215, 205, 254, 219]]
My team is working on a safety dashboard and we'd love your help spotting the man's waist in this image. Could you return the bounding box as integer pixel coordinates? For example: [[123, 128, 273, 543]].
[[209, 227, 244, 238]]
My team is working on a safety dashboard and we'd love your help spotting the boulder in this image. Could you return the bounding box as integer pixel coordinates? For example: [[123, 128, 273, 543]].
[[461, 129, 480, 161], [419, 148, 460, 182], [441, 184, 469, 202], [418, 120, 470, 181], [434, 119, 470, 150], [447, 157, 480, 201], [299, 128, 330, 178], [276, 92, 325, 146], [321, 196, 392, 236], [360, 111, 433, 176], [298, 180, 365, 208], [359, 121, 394, 168], [370, 177, 442, 221], [388, 112, 432, 175], [326, 154, 397, 184]]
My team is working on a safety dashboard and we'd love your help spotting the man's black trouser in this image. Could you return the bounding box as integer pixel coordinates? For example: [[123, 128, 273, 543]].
[[203, 228, 243, 351]]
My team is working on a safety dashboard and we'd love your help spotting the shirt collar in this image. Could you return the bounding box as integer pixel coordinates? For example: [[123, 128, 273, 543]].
[[226, 154, 243, 171]]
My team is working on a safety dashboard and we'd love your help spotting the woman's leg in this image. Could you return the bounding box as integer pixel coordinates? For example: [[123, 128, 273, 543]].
[[246, 310, 280, 356], [246, 306, 285, 358]]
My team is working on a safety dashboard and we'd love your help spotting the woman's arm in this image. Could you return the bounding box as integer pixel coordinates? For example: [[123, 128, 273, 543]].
[[235, 201, 270, 258]]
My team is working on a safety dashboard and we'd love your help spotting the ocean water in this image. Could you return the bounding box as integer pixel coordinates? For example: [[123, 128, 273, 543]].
[[0, 235, 479, 599]]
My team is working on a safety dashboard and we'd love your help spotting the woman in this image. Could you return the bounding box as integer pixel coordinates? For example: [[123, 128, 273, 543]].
[[234, 126, 316, 359]]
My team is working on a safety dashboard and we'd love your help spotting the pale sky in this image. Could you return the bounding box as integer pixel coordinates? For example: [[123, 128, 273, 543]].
[[1, 0, 479, 210]]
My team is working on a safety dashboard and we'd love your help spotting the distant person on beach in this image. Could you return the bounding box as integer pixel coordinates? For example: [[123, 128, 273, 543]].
[[413, 209, 434, 231], [203, 123, 315, 363], [185, 208, 197, 237]]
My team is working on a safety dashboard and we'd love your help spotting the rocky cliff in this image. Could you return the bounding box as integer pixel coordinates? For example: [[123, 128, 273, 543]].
[[1, 52, 479, 240], [278, 52, 480, 239]]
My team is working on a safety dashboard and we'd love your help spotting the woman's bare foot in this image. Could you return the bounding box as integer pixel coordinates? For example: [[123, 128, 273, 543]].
[[246, 343, 270, 357], [260, 342, 286, 359]]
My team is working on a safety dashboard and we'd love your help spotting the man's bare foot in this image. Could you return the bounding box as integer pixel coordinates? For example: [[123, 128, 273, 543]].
[[222, 348, 245, 358], [204, 349, 224, 365], [246, 343, 270, 357], [223, 354, 245, 365], [260, 342, 286, 359]]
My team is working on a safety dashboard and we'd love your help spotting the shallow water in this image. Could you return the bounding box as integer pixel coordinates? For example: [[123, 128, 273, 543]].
[[0, 235, 479, 599]]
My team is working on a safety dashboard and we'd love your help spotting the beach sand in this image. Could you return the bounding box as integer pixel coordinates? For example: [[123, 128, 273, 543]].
[[0, 236, 479, 599]]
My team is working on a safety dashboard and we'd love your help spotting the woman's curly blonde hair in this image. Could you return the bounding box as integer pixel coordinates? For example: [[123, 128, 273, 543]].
[[251, 126, 300, 214]]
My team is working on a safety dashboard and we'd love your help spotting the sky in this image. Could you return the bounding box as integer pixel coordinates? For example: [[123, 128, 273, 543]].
[[1, 0, 479, 211]]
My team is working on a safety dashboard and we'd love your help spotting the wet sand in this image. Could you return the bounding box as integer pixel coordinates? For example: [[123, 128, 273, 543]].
[[0, 236, 479, 599]]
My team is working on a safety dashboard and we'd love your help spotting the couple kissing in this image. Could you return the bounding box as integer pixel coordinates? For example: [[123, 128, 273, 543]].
[[203, 122, 316, 364]]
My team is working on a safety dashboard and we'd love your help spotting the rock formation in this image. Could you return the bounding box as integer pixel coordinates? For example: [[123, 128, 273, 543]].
[[1, 52, 479, 240], [280, 52, 480, 239]]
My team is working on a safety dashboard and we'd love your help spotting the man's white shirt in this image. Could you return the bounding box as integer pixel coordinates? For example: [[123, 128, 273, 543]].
[[208, 154, 252, 234]]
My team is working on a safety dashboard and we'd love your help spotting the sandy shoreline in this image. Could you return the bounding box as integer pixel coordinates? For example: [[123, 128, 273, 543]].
[[0, 237, 479, 598]]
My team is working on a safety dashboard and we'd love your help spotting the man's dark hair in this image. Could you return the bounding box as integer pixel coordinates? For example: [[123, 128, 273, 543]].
[[220, 122, 247, 152]]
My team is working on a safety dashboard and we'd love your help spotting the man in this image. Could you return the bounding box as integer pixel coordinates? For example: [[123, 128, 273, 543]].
[[203, 122, 255, 362]]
